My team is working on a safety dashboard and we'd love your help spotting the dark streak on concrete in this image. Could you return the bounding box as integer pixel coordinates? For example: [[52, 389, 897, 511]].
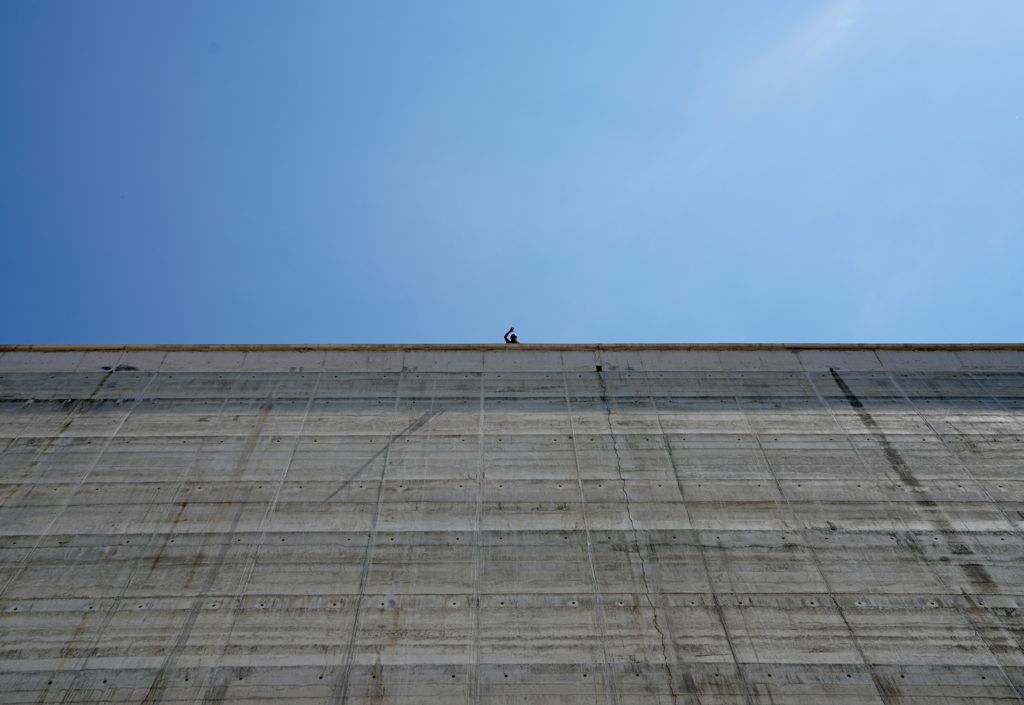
[[138, 397, 273, 705], [321, 410, 442, 503], [962, 563, 997, 588], [873, 675, 902, 701], [203, 680, 228, 704], [329, 385, 414, 705], [828, 369, 920, 488], [829, 371, 1001, 601]]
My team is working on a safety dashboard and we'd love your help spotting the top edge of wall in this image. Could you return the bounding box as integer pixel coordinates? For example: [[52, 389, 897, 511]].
[[0, 343, 1022, 352]]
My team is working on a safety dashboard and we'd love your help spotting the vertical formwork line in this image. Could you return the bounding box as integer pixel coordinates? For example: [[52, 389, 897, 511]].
[[471, 356, 485, 704], [396, 376, 437, 701]]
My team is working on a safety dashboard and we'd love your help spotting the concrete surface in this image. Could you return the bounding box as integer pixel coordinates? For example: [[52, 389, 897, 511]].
[[0, 345, 1022, 704]]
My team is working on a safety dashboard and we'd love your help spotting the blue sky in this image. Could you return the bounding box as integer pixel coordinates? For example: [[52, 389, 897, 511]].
[[2, 1, 1022, 343]]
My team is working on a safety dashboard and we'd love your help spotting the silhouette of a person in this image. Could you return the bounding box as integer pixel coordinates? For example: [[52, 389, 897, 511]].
[[504, 326, 520, 344]]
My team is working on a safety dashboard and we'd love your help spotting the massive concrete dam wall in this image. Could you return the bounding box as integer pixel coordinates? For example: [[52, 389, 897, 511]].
[[0, 345, 1022, 704]]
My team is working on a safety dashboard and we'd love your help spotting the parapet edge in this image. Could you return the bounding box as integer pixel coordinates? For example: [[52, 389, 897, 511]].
[[1, 343, 1022, 352]]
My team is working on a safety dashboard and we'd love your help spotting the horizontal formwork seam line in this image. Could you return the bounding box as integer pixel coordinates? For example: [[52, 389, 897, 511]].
[[1, 343, 1024, 352]]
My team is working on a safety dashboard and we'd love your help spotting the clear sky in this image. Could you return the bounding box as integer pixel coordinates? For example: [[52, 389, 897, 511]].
[[2, 1, 1022, 344]]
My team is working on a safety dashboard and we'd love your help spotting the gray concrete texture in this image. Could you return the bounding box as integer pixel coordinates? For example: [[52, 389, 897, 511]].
[[1, 345, 1023, 704]]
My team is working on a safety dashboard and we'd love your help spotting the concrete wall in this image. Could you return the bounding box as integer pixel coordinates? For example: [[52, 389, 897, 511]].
[[0, 346, 1022, 704]]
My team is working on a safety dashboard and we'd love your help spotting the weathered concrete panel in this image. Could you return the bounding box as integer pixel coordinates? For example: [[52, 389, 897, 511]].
[[0, 346, 1023, 704]]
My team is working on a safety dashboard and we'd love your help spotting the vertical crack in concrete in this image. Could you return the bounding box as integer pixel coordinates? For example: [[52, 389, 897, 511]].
[[643, 369, 757, 705], [562, 360, 619, 705], [596, 369, 678, 703]]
